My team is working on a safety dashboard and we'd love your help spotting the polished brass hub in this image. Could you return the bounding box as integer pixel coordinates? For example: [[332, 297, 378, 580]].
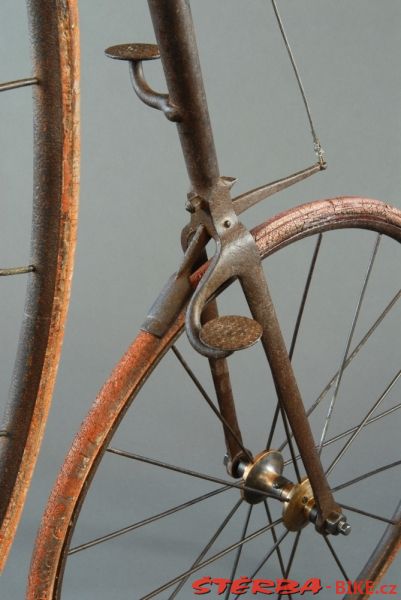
[[282, 478, 315, 531], [241, 450, 287, 505], [242, 452, 314, 531], [241, 451, 351, 535]]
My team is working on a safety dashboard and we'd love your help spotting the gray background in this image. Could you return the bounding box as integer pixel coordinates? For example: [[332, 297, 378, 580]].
[[1, 1, 401, 598]]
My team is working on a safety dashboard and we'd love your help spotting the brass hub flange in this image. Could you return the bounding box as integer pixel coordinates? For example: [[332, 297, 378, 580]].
[[282, 478, 315, 531], [241, 450, 286, 505], [241, 452, 315, 532]]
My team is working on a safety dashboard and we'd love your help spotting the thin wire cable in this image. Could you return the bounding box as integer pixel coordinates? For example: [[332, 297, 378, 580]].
[[271, 0, 325, 164]]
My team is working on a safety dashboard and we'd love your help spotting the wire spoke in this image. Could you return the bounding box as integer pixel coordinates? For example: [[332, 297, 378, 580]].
[[0, 77, 38, 92], [340, 503, 397, 526], [263, 500, 286, 577], [326, 369, 401, 476], [279, 288, 401, 453], [0, 265, 34, 276], [140, 518, 283, 600], [167, 499, 243, 599], [68, 485, 231, 556], [317, 234, 381, 453], [172, 345, 252, 462], [333, 459, 401, 493], [323, 535, 349, 581], [224, 505, 253, 600], [233, 530, 290, 600], [284, 401, 401, 467], [277, 531, 302, 600], [106, 447, 285, 502]]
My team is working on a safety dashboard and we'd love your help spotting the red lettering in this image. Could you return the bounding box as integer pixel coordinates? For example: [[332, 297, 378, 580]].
[[192, 576, 212, 594], [365, 581, 374, 594], [251, 580, 275, 595], [276, 579, 299, 595], [231, 577, 251, 595], [299, 578, 323, 595], [211, 578, 231, 594], [336, 581, 345, 594]]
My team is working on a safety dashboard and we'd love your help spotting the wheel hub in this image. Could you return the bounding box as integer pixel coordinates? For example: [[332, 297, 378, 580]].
[[240, 450, 351, 535]]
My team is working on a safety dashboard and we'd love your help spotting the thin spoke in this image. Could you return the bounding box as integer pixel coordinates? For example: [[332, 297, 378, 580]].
[[290, 233, 323, 361], [279, 287, 401, 452], [317, 234, 381, 453], [0, 77, 38, 92], [265, 406, 280, 453], [140, 518, 283, 600], [326, 369, 401, 476], [263, 500, 286, 577], [279, 408, 302, 482], [323, 535, 349, 580], [333, 458, 401, 493], [172, 345, 253, 463], [277, 531, 302, 600], [167, 499, 243, 599], [0, 265, 34, 276], [224, 505, 253, 600], [233, 530, 290, 600], [284, 401, 401, 467], [265, 235, 322, 472], [270, 0, 325, 164], [340, 503, 397, 526], [106, 447, 286, 502], [68, 485, 230, 556]]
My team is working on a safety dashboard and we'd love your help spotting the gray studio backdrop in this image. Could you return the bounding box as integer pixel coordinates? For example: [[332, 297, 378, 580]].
[[1, 1, 401, 598]]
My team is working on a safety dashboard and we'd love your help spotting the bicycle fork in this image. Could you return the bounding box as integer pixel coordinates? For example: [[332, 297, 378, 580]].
[[107, 0, 349, 536]]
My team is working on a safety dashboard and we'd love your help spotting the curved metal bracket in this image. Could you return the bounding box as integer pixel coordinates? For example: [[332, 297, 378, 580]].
[[105, 43, 181, 122], [129, 61, 181, 122]]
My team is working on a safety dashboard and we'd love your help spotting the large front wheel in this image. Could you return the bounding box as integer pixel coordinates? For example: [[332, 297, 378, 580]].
[[28, 198, 401, 599]]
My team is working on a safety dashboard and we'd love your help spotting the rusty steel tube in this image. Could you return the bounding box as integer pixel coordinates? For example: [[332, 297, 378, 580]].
[[147, 0, 220, 197]]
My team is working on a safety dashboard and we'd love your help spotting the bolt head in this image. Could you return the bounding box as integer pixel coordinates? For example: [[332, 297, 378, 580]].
[[338, 519, 351, 536]]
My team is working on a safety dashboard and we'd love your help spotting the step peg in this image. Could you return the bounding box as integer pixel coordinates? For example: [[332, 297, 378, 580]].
[[200, 315, 263, 353], [105, 43, 160, 62]]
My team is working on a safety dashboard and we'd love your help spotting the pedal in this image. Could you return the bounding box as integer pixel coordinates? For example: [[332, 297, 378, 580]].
[[105, 43, 160, 62], [199, 315, 262, 353]]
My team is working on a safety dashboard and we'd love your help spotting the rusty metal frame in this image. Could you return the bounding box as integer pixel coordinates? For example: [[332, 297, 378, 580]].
[[128, 0, 339, 531], [0, 0, 80, 568]]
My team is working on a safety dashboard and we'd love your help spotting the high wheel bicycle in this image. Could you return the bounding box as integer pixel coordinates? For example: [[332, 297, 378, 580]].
[[3, 1, 401, 599]]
